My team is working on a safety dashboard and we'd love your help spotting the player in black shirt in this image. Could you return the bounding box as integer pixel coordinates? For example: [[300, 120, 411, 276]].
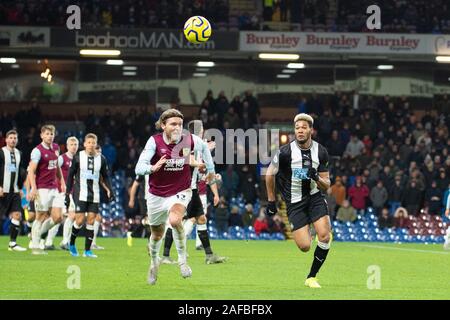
[[266, 113, 332, 288]]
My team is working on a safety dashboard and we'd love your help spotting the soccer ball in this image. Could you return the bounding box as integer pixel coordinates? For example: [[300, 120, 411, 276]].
[[183, 16, 212, 44]]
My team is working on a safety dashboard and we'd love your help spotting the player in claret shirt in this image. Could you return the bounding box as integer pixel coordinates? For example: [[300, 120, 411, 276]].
[[135, 109, 215, 285]]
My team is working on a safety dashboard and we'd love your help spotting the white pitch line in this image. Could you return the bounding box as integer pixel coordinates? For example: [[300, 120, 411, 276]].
[[357, 244, 450, 255]]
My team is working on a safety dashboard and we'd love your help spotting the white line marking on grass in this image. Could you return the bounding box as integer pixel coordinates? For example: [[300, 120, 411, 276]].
[[358, 244, 450, 255]]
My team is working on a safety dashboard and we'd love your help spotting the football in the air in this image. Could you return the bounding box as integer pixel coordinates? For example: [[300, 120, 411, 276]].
[[183, 16, 212, 44]]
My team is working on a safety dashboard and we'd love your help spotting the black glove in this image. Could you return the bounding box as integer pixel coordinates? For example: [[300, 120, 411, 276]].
[[266, 201, 278, 217], [307, 167, 320, 181], [108, 192, 116, 203], [64, 194, 70, 209]]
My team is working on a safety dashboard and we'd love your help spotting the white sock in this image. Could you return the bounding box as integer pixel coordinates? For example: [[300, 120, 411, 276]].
[[62, 217, 74, 245], [45, 223, 60, 246], [172, 226, 187, 264], [183, 219, 194, 237], [31, 220, 42, 249], [148, 237, 163, 265], [93, 220, 100, 245], [40, 217, 56, 237], [196, 223, 207, 247]]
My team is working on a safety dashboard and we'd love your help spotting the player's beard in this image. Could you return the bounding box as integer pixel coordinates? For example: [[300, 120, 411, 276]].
[[170, 130, 181, 142]]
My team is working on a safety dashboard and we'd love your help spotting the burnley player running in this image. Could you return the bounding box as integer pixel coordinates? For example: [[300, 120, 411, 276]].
[[266, 113, 332, 288], [28, 125, 66, 255], [65, 133, 113, 258], [0, 130, 27, 251], [162, 120, 226, 265], [135, 109, 215, 285]]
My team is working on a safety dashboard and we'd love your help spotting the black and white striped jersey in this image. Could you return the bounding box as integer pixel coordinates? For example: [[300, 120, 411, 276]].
[[66, 150, 112, 203], [271, 140, 329, 204], [0, 147, 25, 194]]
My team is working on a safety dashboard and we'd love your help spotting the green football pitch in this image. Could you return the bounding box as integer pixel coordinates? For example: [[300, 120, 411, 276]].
[[0, 236, 449, 300]]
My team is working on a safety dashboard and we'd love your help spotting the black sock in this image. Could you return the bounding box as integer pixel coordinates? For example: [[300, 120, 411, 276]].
[[9, 222, 20, 243], [85, 227, 94, 251], [163, 228, 173, 257], [41, 231, 48, 240], [198, 229, 213, 255], [307, 245, 330, 279], [70, 225, 81, 246]]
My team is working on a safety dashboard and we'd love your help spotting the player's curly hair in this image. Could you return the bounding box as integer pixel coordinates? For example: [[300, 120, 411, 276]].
[[155, 108, 184, 130]]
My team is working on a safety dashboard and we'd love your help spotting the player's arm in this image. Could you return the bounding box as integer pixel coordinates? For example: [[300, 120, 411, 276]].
[[446, 193, 450, 217], [27, 148, 41, 200], [100, 155, 114, 201], [65, 154, 79, 196], [265, 150, 280, 216], [136, 136, 166, 175], [128, 175, 143, 208], [308, 145, 331, 192], [194, 136, 220, 205], [56, 158, 66, 193], [0, 151, 4, 197]]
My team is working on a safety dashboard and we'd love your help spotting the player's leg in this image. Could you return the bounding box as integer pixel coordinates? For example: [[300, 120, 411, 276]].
[[69, 200, 87, 257], [161, 223, 177, 264], [26, 201, 36, 248], [292, 225, 312, 252], [444, 226, 450, 250], [183, 217, 196, 239], [39, 190, 63, 244], [146, 194, 171, 284], [8, 211, 27, 251], [61, 211, 75, 250], [305, 215, 331, 286], [83, 211, 97, 258], [45, 222, 60, 250], [31, 211, 48, 254], [91, 213, 104, 250], [168, 202, 192, 278], [196, 214, 227, 264], [147, 223, 165, 285], [61, 195, 75, 249]]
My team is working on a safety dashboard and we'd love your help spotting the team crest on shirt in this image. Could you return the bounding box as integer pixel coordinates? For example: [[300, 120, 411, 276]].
[[182, 148, 190, 157]]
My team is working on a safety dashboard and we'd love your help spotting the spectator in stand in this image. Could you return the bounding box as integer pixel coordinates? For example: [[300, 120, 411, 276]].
[[230, 95, 243, 117], [378, 207, 395, 229], [325, 188, 337, 219], [253, 210, 269, 236], [336, 200, 357, 223], [239, 165, 258, 205], [388, 175, 404, 214], [215, 91, 229, 129], [348, 177, 370, 215], [243, 90, 260, 127], [241, 203, 256, 229], [330, 176, 346, 209], [229, 205, 243, 228], [344, 134, 365, 159], [394, 207, 409, 229], [268, 214, 286, 237], [215, 196, 229, 233], [327, 130, 345, 157], [402, 180, 423, 216], [102, 136, 117, 169], [437, 169, 450, 193], [223, 106, 240, 130], [425, 181, 442, 215], [370, 181, 388, 216], [220, 165, 240, 200]]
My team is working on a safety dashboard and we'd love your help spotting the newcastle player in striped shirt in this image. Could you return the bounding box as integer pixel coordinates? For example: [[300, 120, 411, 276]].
[[0, 130, 27, 251], [65, 133, 113, 258], [266, 113, 332, 288]]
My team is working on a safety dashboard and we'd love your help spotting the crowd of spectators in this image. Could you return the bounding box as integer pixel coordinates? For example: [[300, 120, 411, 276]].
[[0, 0, 229, 29], [1, 89, 450, 238], [3, 0, 450, 34], [305, 92, 450, 227]]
